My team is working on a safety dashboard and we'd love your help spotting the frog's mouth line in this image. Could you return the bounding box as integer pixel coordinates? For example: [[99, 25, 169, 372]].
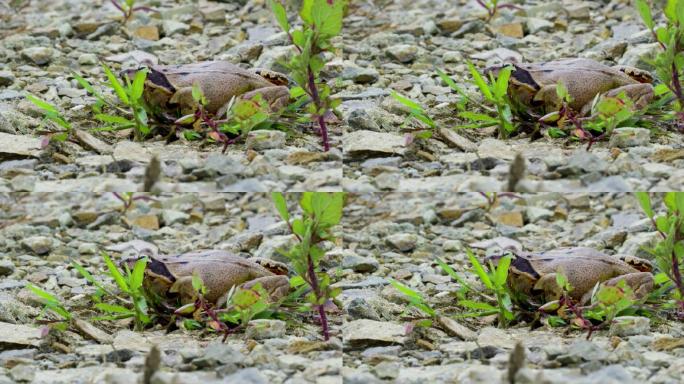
[[148, 258, 176, 282], [509, 256, 541, 279], [147, 68, 176, 93], [510, 66, 541, 91]]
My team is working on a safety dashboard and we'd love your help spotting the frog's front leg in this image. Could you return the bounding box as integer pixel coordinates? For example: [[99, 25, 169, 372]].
[[580, 83, 654, 116], [242, 86, 291, 112], [532, 84, 563, 114]]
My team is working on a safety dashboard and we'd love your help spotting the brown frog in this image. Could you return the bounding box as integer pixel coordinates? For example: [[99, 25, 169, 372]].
[[490, 247, 654, 305], [130, 61, 291, 119], [488, 58, 654, 116], [135, 250, 290, 305]]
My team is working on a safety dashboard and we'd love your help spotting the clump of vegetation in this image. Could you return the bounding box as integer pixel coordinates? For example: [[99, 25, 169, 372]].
[[390, 91, 437, 142], [451, 63, 517, 139], [636, 0, 684, 118], [25, 94, 73, 145], [475, 0, 519, 22], [178, 84, 272, 152], [636, 192, 684, 318], [74, 64, 151, 141], [272, 192, 344, 340], [540, 273, 641, 338], [73, 251, 151, 331], [26, 284, 72, 332], [269, 0, 347, 151]]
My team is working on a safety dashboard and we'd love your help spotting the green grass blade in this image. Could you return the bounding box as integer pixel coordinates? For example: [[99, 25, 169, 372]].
[[102, 64, 129, 105], [101, 251, 129, 293], [131, 68, 148, 102], [26, 94, 58, 114], [467, 61, 493, 101], [130, 257, 147, 291], [466, 248, 493, 289]]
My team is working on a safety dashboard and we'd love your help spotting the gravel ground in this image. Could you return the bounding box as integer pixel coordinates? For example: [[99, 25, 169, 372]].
[[1, 0, 682, 192]]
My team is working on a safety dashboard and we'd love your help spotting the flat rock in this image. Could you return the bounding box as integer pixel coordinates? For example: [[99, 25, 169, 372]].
[[0, 133, 42, 160], [343, 130, 407, 157], [0, 322, 43, 348], [343, 319, 406, 348]]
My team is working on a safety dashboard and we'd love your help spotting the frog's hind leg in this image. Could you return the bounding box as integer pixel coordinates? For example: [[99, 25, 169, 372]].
[[603, 83, 655, 110], [241, 275, 290, 301]]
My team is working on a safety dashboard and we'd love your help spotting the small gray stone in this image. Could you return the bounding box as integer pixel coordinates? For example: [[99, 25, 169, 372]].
[[342, 252, 379, 273], [526, 18, 554, 34], [245, 319, 286, 340], [162, 20, 190, 36], [343, 319, 406, 347], [20, 47, 54, 65], [193, 342, 245, 368], [0, 260, 14, 276], [344, 130, 406, 158], [246, 130, 286, 150], [221, 368, 269, 384], [386, 44, 417, 63], [0, 71, 15, 86], [609, 127, 651, 148], [525, 206, 553, 223], [342, 66, 380, 84], [609, 316, 650, 337], [21, 236, 53, 255], [162, 209, 190, 226], [385, 233, 418, 252], [77, 53, 98, 65]]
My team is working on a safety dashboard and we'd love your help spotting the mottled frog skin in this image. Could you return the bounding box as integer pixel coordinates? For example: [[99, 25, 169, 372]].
[[490, 247, 653, 304], [488, 58, 654, 116], [134, 61, 290, 119], [136, 250, 290, 305]]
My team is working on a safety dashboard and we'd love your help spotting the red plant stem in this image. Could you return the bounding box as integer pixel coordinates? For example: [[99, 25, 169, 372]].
[[306, 251, 329, 340], [307, 66, 330, 151], [670, 62, 684, 111]]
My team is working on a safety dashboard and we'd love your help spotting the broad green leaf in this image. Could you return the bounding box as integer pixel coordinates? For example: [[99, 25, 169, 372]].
[[101, 251, 129, 293], [312, 0, 345, 38], [269, 0, 290, 32], [130, 257, 147, 291], [103, 64, 129, 105], [494, 254, 511, 287], [300, 192, 314, 214], [635, 0, 655, 29], [52, 132, 69, 142], [300, 0, 314, 23], [635, 192, 654, 218], [493, 66, 511, 99], [271, 192, 290, 222], [131, 68, 148, 102], [664, 192, 677, 211], [289, 275, 306, 287], [312, 192, 344, 226]]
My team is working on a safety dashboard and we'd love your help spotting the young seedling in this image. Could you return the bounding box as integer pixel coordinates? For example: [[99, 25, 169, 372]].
[[109, 0, 154, 24], [455, 62, 517, 138], [389, 279, 437, 326], [73, 64, 150, 141], [74, 251, 151, 331], [271, 192, 344, 340], [635, 0, 684, 118], [391, 91, 437, 143], [635, 192, 684, 318], [463, 249, 515, 327], [26, 284, 72, 332], [25, 94, 72, 145], [269, 0, 346, 152], [475, 0, 519, 22]]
